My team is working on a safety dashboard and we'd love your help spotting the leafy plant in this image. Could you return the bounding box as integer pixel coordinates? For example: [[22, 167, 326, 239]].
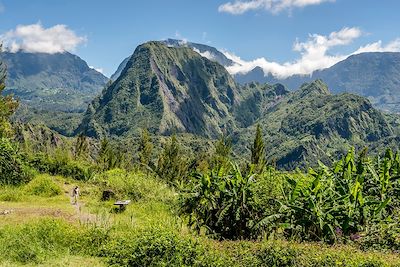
[[0, 138, 31, 185], [180, 162, 267, 240]]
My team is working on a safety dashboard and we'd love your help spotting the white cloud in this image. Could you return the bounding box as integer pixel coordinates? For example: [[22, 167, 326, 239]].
[[175, 31, 188, 45], [353, 39, 400, 54], [89, 66, 104, 74], [193, 48, 216, 61], [223, 27, 400, 79], [1, 23, 86, 53], [218, 0, 334, 15]]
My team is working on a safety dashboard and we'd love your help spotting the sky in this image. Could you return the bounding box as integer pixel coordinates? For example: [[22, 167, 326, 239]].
[[0, 0, 399, 78]]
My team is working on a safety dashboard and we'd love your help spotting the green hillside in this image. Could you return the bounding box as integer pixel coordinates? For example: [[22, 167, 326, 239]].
[[78, 42, 399, 168], [236, 80, 394, 168], [1, 51, 108, 112], [78, 41, 239, 138]]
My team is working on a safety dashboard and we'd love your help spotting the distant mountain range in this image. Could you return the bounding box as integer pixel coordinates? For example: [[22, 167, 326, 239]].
[[78, 41, 398, 168], [237, 52, 400, 113], [3, 40, 400, 167], [111, 40, 400, 113], [1, 51, 108, 112]]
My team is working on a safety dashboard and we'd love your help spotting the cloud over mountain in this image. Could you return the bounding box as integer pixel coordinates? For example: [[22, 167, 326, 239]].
[[223, 27, 400, 78], [1, 23, 86, 54]]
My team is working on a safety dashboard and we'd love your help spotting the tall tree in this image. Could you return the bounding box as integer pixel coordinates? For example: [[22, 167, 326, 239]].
[[97, 138, 121, 171], [212, 134, 232, 169], [74, 134, 89, 160], [138, 128, 154, 168], [156, 135, 187, 183], [0, 44, 19, 138], [250, 124, 265, 167]]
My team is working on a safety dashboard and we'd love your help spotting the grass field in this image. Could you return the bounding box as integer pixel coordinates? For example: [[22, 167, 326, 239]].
[[1, 172, 400, 266]]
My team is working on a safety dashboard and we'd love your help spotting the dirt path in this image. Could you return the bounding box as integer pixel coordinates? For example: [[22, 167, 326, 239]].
[[65, 185, 111, 226]]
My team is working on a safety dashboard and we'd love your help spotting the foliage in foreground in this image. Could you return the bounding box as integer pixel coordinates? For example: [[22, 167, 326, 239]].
[[180, 163, 272, 240], [0, 137, 31, 185], [180, 146, 400, 243], [1, 218, 400, 266]]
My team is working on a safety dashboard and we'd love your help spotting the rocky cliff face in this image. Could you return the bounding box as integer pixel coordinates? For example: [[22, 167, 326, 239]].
[[78, 41, 239, 138]]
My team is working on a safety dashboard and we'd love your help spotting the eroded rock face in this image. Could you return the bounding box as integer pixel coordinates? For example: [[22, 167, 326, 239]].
[[78, 41, 239, 138]]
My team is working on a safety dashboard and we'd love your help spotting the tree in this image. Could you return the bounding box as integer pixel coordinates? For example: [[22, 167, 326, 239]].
[[97, 138, 121, 171], [156, 135, 187, 183], [74, 134, 89, 160], [250, 124, 266, 168], [211, 135, 232, 169], [0, 44, 19, 138], [0, 137, 30, 185], [138, 128, 153, 169]]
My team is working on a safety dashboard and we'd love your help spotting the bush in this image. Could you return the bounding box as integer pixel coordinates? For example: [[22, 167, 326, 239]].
[[180, 162, 270, 240], [99, 169, 174, 202], [0, 137, 31, 185], [24, 174, 63, 197], [253, 241, 396, 267], [28, 153, 95, 181], [100, 227, 220, 267], [0, 186, 23, 201], [0, 219, 76, 264]]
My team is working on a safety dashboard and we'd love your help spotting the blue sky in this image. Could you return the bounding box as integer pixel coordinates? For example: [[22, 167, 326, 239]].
[[1, 0, 399, 77]]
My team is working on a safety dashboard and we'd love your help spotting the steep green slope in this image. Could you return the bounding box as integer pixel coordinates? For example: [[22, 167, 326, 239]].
[[234, 82, 289, 128], [78, 41, 239, 138], [235, 80, 394, 168], [110, 39, 235, 81], [1, 51, 109, 112]]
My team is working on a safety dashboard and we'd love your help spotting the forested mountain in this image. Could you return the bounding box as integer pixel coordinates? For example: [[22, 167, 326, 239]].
[[1, 51, 108, 112], [236, 52, 400, 112], [235, 80, 394, 168], [113, 41, 400, 113], [78, 41, 239, 138], [78, 41, 398, 168]]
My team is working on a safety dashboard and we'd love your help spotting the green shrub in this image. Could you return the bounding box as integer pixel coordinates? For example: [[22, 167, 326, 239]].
[[180, 162, 271, 240], [216, 240, 400, 267], [0, 137, 31, 185], [100, 227, 218, 267], [24, 174, 62, 197], [0, 219, 76, 264], [28, 153, 95, 181], [0, 186, 23, 201], [99, 169, 174, 202]]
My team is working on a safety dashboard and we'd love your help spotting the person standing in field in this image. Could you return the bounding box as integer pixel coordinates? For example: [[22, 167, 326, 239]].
[[72, 186, 80, 205]]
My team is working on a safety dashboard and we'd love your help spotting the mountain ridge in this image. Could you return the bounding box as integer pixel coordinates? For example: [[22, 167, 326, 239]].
[[78, 41, 397, 168], [1, 51, 109, 112], [78, 41, 239, 138]]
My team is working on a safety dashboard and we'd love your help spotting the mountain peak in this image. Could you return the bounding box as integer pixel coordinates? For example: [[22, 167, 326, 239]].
[[79, 41, 239, 138], [297, 79, 330, 98]]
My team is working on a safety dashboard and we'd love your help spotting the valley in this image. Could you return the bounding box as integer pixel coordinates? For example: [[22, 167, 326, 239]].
[[2, 3, 400, 264]]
